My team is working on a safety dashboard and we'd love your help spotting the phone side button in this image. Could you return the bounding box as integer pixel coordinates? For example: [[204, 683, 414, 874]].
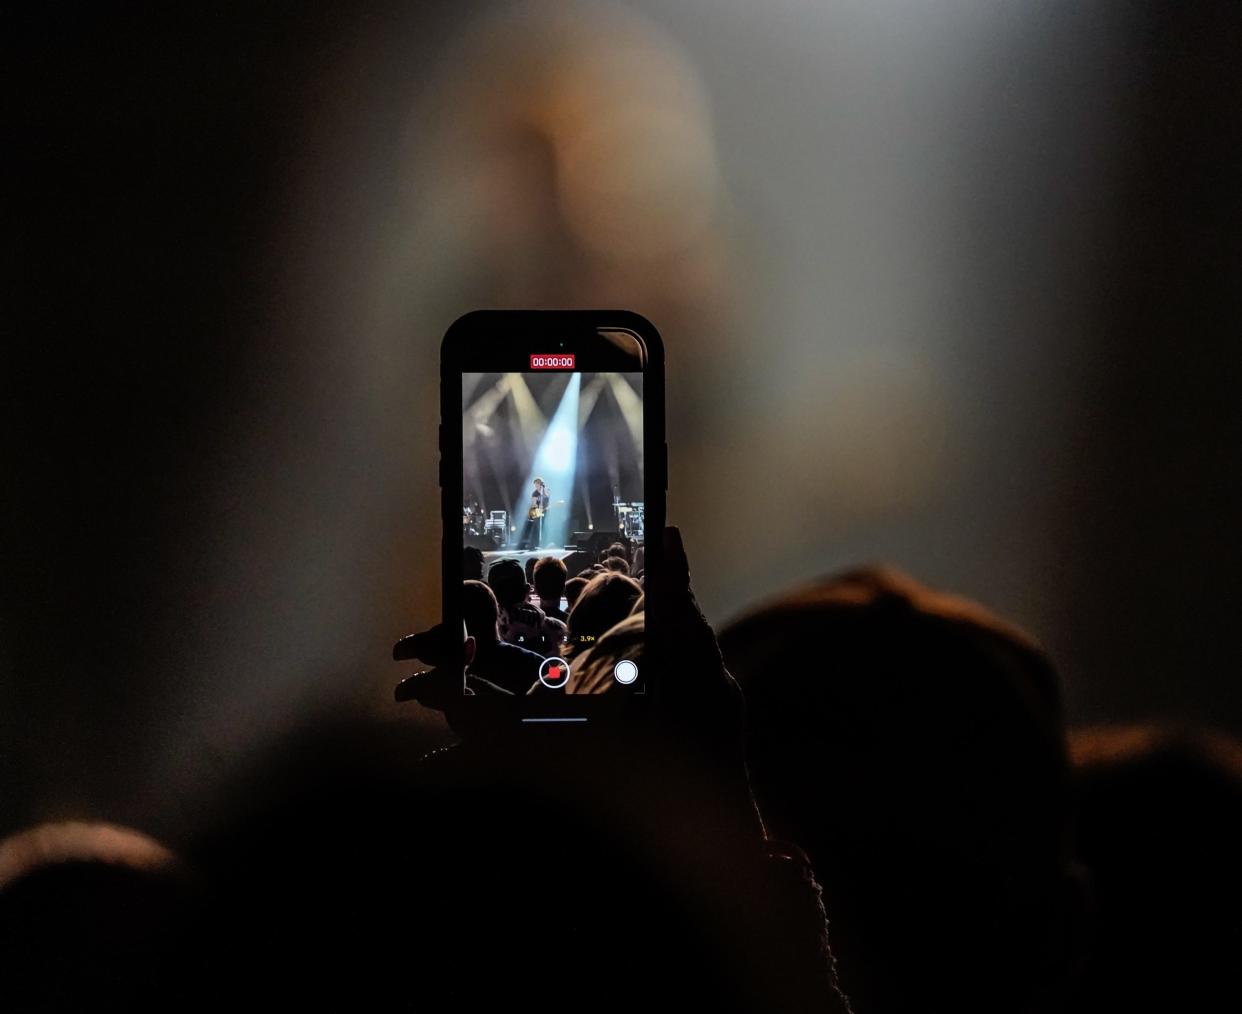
[[662, 441, 669, 490], [438, 457, 446, 488]]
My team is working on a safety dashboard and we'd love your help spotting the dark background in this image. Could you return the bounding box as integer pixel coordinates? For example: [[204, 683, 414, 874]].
[[5, 1, 1240, 841]]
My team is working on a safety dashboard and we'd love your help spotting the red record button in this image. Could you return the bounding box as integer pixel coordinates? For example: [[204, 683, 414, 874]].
[[538, 656, 571, 690]]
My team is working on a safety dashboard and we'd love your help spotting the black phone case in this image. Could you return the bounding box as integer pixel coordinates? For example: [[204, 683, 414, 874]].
[[439, 309, 666, 724]]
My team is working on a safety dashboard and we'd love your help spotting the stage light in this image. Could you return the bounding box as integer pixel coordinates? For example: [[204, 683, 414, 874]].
[[514, 373, 581, 551], [544, 421, 574, 471], [588, 523, 594, 529], [606, 374, 644, 453]]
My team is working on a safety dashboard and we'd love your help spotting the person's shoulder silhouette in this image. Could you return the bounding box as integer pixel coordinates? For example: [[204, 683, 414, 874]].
[[720, 565, 1081, 1014], [1069, 724, 1242, 1014]]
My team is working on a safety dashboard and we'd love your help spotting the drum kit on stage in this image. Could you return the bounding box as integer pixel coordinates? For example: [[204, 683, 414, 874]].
[[465, 501, 644, 547], [613, 501, 645, 543], [465, 506, 508, 548]]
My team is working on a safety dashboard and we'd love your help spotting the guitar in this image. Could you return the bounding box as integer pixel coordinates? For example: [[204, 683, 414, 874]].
[[527, 487, 548, 521]]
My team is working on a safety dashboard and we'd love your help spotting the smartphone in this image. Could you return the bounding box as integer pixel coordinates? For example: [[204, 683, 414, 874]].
[[440, 310, 666, 722]]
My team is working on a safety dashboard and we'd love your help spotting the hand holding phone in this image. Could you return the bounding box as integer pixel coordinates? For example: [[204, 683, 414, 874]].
[[391, 313, 842, 1010], [394, 525, 750, 789]]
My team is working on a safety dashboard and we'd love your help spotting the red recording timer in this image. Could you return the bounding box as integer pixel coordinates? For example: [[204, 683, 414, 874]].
[[530, 354, 576, 369]]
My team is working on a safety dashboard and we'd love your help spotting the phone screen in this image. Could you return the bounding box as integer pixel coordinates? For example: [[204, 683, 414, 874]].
[[457, 341, 651, 699]]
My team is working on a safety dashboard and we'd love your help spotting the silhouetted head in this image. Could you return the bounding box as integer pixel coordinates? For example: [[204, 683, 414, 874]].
[[719, 565, 1078, 1013], [184, 714, 848, 1013], [534, 555, 568, 602], [1069, 724, 1242, 1014], [601, 555, 630, 575], [400, 733, 851, 1014], [567, 572, 643, 648], [564, 575, 589, 610], [184, 718, 444, 1010], [462, 544, 485, 581], [487, 558, 529, 607], [462, 579, 502, 644], [0, 822, 200, 1011]]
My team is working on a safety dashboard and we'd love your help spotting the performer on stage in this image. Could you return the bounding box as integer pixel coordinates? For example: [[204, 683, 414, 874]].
[[519, 477, 550, 550]]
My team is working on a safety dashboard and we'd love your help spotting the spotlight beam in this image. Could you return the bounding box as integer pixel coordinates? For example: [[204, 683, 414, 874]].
[[606, 374, 644, 468], [513, 373, 581, 552]]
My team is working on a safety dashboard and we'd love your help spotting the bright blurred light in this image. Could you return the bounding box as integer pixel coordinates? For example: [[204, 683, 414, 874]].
[[418, 0, 727, 278], [515, 374, 582, 549], [544, 423, 574, 471]]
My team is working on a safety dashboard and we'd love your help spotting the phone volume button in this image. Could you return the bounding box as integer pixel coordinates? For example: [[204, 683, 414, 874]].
[[438, 457, 446, 488]]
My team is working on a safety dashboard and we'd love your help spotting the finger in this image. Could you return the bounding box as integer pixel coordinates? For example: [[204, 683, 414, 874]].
[[393, 624, 452, 665], [660, 526, 715, 646], [663, 525, 691, 596], [392, 635, 419, 661], [394, 666, 455, 707]]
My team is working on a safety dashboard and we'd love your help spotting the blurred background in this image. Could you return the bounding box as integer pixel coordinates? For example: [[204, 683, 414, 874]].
[[6, 0, 1240, 842]]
